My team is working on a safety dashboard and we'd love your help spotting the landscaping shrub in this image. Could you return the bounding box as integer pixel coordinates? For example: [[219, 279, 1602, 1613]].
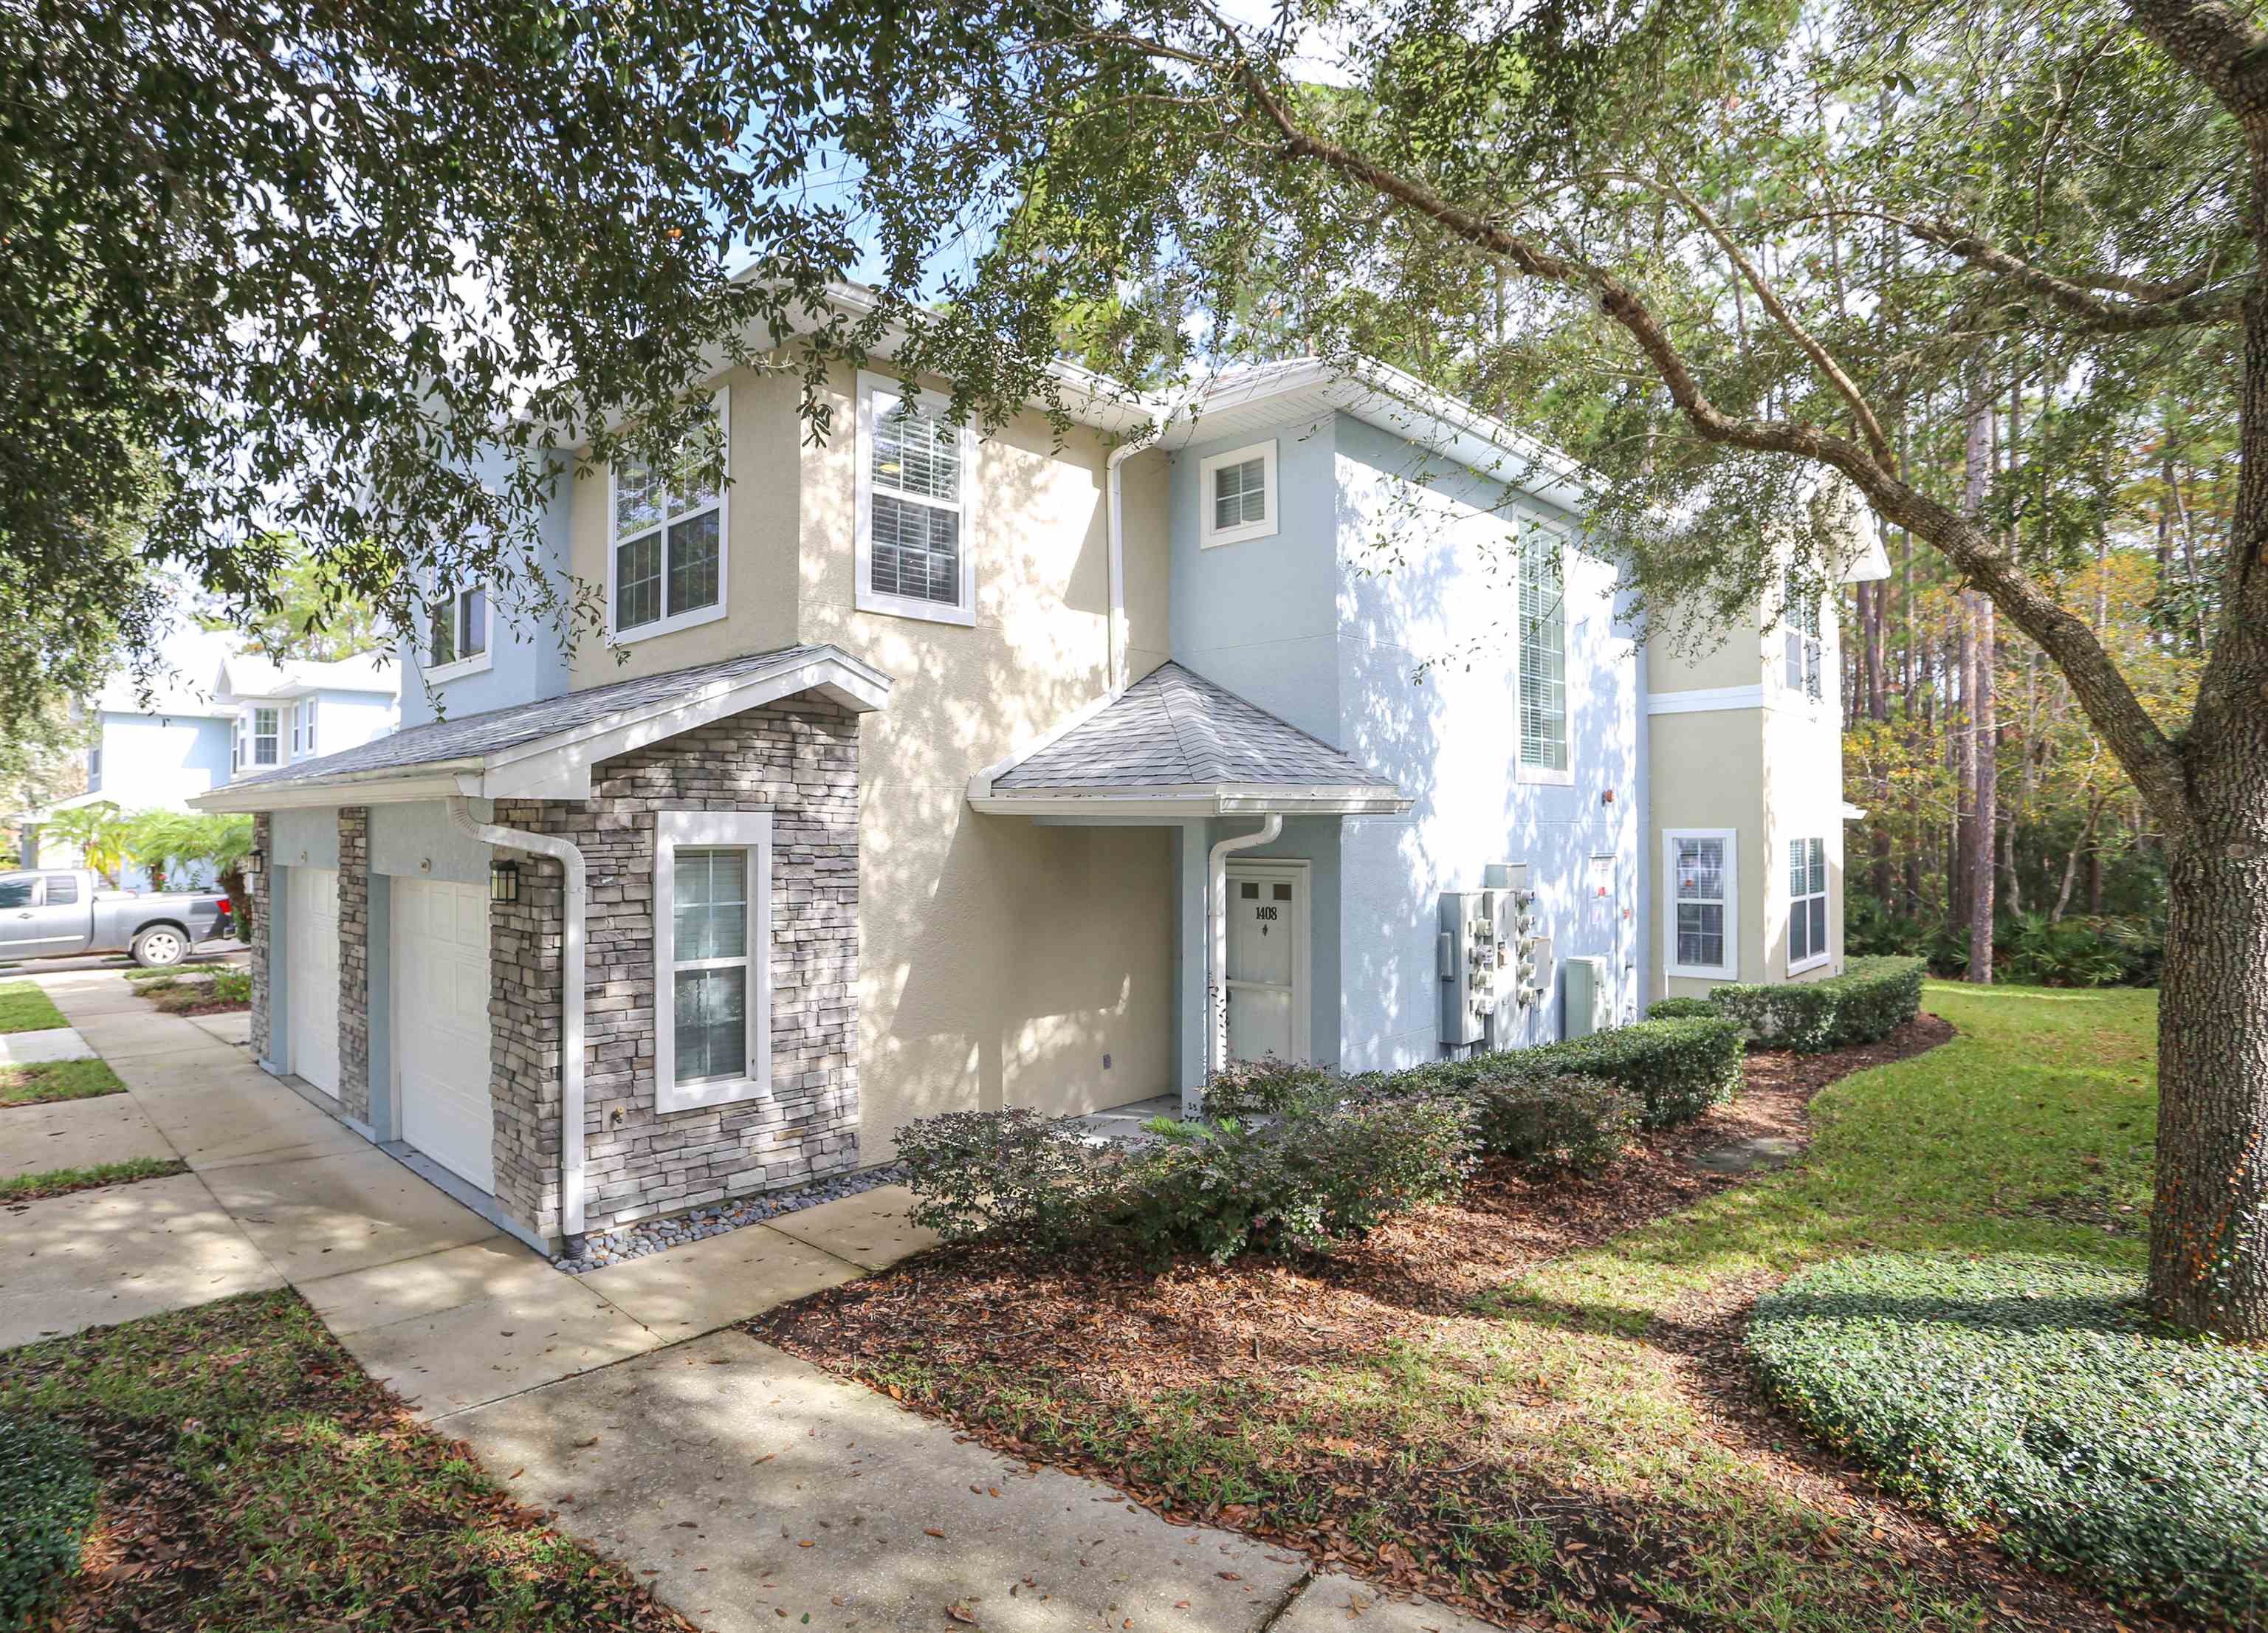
[[1474, 1073, 1638, 1174], [1705, 955, 1923, 1052], [1748, 1253, 2268, 1623], [1201, 1056, 1336, 1118], [1112, 1095, 1472, 1262], [0, 1414, 97, 1630], [895, 1108, 1116, 1249], [1375, 1014, 1744, 1128], [1643, 996, 1717, 1021]]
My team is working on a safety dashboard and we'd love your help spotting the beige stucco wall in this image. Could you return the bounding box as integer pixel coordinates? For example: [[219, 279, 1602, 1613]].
[[1119, 446, 1172, 683], [1648, 704, 1768, 1000], [1647, 611, 1769, 696], [567, 357, 1177, 1159]]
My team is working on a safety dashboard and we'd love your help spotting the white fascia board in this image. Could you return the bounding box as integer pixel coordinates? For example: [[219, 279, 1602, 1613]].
[[1646, 684, 1767, 717], [188, 766, 483, 813], [476, 652, 892, 801]]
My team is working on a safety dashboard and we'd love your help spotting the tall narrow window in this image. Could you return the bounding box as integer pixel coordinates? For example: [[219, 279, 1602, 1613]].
[[1666, 830, 1738, 978], [1788, 836, 1829, 970], [856, 375, 972, 619], [612, 391, 728, 639], [1784, 573, 1824, 702], [653, 810, 773, 1113], [1519, 529, 1569, 775], [291, 697, 319, 757], [252, 707, 279, 766]]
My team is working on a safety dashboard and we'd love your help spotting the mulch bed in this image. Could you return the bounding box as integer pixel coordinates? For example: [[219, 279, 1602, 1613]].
[[753, 1015, 2181, 1632]]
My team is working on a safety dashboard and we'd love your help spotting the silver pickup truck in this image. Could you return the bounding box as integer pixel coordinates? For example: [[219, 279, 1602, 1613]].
[[0, 869, 233, 968]]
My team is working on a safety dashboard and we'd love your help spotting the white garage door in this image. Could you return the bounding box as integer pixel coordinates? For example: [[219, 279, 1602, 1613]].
[[287, 865, 340, 1097], [392, 879, 496, 1192]]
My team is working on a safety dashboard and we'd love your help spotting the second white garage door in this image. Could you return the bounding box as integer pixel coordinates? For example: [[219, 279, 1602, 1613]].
[[391, 878, 496, 1193]]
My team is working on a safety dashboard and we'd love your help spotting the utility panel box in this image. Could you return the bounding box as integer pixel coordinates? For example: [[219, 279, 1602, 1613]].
[[1438, 890, 1511, 1047], [1563, 955, 1612, 1039]]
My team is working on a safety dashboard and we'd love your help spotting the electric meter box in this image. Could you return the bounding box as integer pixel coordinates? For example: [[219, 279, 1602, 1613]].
[[1437, 890, 1509, 1047]]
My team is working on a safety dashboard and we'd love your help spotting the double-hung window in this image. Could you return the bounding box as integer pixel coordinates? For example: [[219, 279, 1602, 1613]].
[[1784, 572, 1824, 703], [290, 698, 318, 757], [612, 389, 729, 641], [1519, 525, 1570, 780], [428, 582, 489, 673], [244, 707, 280, 767], [1788, 836, 1829, 972], [1666, 829, 1738, 979], [653, 810, 772, 1113], [1197, 440, 1278, 549], [856, 372, 975, 623]]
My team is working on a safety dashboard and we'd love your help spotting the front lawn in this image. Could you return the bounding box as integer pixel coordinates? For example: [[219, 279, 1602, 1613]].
[[0, 1156, 187, 1203], [0, 1290, 695, 1632], [761, 986, 2180, 1632], [0, 980, 67, 1034], [0, 1059, 126, 1107]]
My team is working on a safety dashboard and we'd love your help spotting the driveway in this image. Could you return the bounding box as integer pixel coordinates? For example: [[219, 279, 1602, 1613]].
[[12, 966, 1490, 1633]]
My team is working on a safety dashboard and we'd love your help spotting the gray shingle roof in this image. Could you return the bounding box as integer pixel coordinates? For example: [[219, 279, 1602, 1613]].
[[221, 644, 847, 791], [994, 662, 1396, 792]]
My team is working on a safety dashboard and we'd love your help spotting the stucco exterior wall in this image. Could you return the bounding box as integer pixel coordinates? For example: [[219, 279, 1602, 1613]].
[[561, 356, 1176, 1158], [92, 709, 234, 810], [1646, 703, 1768, 998]]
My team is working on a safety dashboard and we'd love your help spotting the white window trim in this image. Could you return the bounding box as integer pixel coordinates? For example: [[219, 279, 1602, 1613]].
[[853, 369, 978, 626], [290, 697, 320, 759], [1197, 439, 1279, 549], [1516, 518, 1575, 786], [607, 387, 732, 646], [424, 580, 494, 681], [653, 808, 772, 1115], [249, 705, 281, 768], [1787, 835, 1832, 975], [1663, 827, 1739, 980], [1779, 575, 1828, 710]]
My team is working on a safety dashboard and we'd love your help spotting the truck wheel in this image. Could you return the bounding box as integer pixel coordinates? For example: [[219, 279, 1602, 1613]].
[[131, 926, 188, 969]]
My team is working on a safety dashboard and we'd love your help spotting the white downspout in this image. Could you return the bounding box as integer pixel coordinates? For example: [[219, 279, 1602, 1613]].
[[1106, 439, 1140, 695], [1205, 814, 1283, 1088], [447, 794, 588, 1255]]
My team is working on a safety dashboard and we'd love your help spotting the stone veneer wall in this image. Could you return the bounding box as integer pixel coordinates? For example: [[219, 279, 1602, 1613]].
[[337, 806, 371, 1125], [248, 811, 273, 1062], [487, 695, 861, 1242]]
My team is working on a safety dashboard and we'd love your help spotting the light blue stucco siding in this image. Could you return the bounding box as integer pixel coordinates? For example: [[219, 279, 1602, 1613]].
[[1166, 409, 1647, 1077], [398, 447, 576, 726], [1332, 415, 1644, 1068]]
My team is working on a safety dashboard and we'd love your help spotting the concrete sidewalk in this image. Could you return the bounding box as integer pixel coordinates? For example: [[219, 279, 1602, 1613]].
[[16, 968, 1491, 1633]]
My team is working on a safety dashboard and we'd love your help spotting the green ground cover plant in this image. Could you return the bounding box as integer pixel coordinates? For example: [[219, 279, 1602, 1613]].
[[0, 1058, 126, 1107], [0, 1291, 694, 1633], [1750, 1252, 2268, 1621], [0, 1155, 185, 1202], [0, 981, 67, 1034]]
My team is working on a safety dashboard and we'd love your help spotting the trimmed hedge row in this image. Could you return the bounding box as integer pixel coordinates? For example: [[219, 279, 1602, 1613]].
[[0, 1414, 97, 1629], [1691, 955, 1925, 1053], [1749, 1253, 2268, 1622], [1370, 1013, 1745, 1128]]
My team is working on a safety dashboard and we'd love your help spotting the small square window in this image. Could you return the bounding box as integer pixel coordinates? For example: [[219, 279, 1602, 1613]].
[[1199, 441, 1278, 548], [1240, 881, 1260, 900], [1272, 883, 1292, 901]]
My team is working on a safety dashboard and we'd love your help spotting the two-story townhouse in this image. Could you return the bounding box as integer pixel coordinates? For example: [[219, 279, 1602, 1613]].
[[217, 652, 401, 778], [193, 317, 1880, 1258]]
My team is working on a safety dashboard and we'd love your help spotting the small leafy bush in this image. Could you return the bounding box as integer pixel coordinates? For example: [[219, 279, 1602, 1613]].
[[895, 1108, 1117, 1249], [0, 1414, 97, 1629], [1643, 995, 1717, 1021], [1749, 1254, 2268, 1623], [1375, 1014, 1744, 1127], [1475, 1073, 1637, 1174], [1202, 1056, 1336, 1118], [1705, 955, 1923, 1053], [1109, 1096, 1472, 1263]]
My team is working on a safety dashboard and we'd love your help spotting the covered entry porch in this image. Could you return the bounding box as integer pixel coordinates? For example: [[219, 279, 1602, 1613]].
[[968, 662, 1410, 1112]]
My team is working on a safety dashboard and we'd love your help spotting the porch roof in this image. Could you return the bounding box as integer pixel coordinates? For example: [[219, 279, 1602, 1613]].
[[969, 661, 1411, 819], [188, 644, 891, 812]]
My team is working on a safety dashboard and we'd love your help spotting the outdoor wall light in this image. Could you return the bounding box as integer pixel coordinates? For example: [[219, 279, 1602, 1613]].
[[242, 848, 264, 876], [489, 859, 520, 904]]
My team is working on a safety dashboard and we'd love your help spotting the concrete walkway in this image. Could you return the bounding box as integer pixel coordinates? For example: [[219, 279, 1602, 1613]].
[[11, 968, 1491, 1633]]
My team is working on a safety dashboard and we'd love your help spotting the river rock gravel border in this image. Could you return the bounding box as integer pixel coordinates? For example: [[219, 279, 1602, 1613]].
[[554, 1163, 907, 1273]]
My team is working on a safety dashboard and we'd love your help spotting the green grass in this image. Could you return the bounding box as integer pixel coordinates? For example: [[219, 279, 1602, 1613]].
[[0, 1291, 689, 1632], [0, 980, 67, 1034], [800, 985, 2174, 1631], [0, 1058, 126, 1107], [0, 1155, 186, 1202]]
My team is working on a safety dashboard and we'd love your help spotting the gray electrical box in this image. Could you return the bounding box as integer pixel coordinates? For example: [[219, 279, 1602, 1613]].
[[1438, 890, 1510, 1047], [1563, 955, 1611, 1039]]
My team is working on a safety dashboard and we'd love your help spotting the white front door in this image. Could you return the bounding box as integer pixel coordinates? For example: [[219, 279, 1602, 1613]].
[[392, 879, 495, 1192], [287, 865, 340, 1096], [1224, 863, 1308, 1065]]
